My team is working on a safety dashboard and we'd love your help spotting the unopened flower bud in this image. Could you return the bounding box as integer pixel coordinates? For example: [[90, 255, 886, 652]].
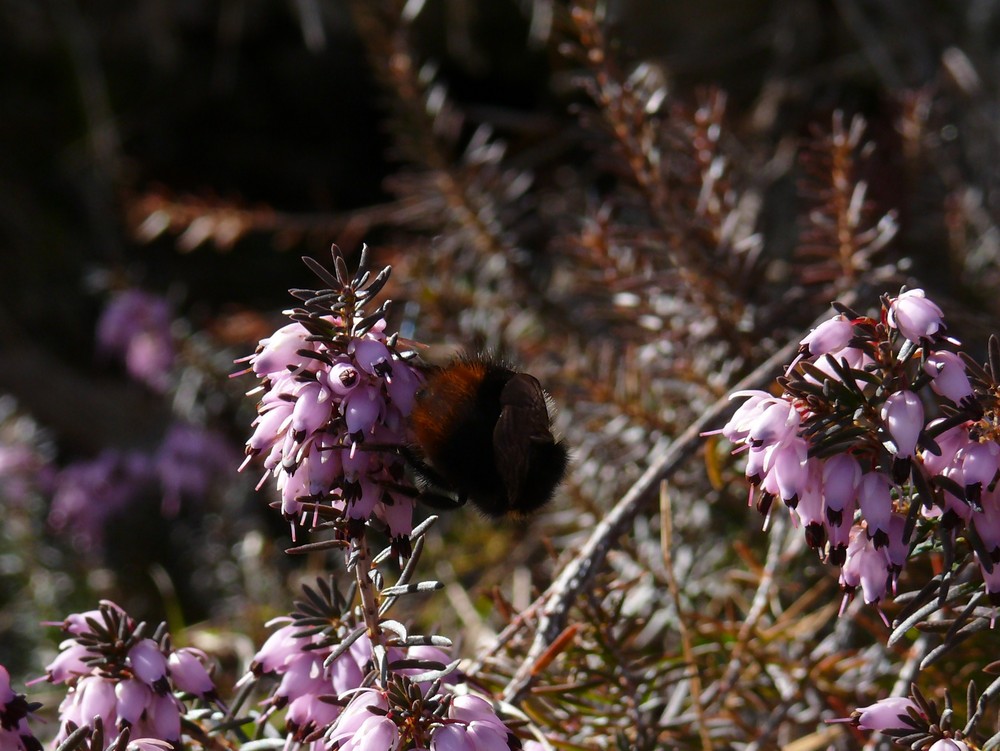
[[886, 288, 945, 343], [881, 390, 924, 459]]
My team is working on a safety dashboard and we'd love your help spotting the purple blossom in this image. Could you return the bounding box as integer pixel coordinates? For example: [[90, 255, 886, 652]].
[[154, 423, 237, 516], [928, 740, 970, 751], [857, 472, 893, 548], [799, 315, 854, 358], [248, 619, 374, 743], [166, 649, 216, 700], [957, 440, 1000, 504], [97, 289, 175, 392], [852, 696, 921, 731], [822, 454, 860, 527], [886, 288, 944, 343], [49, 450, 157, 552], [840, 529, 890, 608], [45, 601, 217, 746], [762, 437, 809, 506], [881, 390, 923, 459], [0, 665, 41, 751], [239, 255, 423, 543], [924, 351, 973, 405]]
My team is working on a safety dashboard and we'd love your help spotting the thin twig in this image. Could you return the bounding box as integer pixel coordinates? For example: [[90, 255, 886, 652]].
[[498, 288, 871, 703], [660, 481, 713, 751], [500, 324, 807, 702]]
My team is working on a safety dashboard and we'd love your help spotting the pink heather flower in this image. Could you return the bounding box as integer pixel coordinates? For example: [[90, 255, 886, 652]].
[[49, 450, 156, 552], [240, 254, 423, 543], [325, 689, 390, 747], [167, 649, 216, 700], [975, 551, 1000, 604], [97, 289, 175, 392], [840, 530, 890, 607], [972, 489, 1000, 558], [822, 454, 861, 527], [881, 390, 924, 459], [799, 315, 854, 359], [128, 639, 169, 693], [46, 602, 216, 746], [920, 419, 971, 477], [154, 423, 236, 516], [428, 694, 515, 751], [935, 468, 975, 524], [885, 513, 909, 570], [858, 472, 893, 547], [0, 665, 41, 751], [853, 696, 921, 731], [248, 618, 373, 743], [957, 440, 1000, 504], [924, 351, 974, 405], [338, 714, 400, 751], [886, 288, 944, 343], [929, 740, 970, 751], [762, 437, 809, 506], [792, 460, 826, 547], [720, 390, 773, 443], [747, 399, 800, 449], [115, 678, 151, 725]]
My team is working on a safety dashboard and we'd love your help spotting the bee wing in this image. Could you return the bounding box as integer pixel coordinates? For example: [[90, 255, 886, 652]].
[[494, 373, 555, 503]]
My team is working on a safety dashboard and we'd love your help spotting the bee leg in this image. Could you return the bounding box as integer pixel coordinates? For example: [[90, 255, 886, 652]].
[[416, 490, 467, 511], [379, 474, 466, 512]]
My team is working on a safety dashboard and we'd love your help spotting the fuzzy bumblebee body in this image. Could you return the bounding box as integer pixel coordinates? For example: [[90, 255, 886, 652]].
[[410, 356, 568, 519]]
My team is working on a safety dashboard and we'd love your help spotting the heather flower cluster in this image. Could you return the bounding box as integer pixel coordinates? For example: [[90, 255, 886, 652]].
[[238, 248, 423, 544], [720, 288, 1000, 616], [48, 422, 234, 551], [326, 686, 526, 751], [40, 601, 218, 748], [240, 576, 528, 751], [96, 290, 175, 393], [830, 689, 976, 749]]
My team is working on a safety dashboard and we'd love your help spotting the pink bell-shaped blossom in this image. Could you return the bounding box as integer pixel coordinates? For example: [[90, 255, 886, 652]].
[[840, 531, 890, 606], [128, 639, 169, 693], [763, 438, 809, 506], [325, 690, 391, 747], [114, 678, 151, 726], [327, 362, 362, 395], [167, 649, 215, 700], [924, 350, 973, 405], [250, 322, 315, 377], [800, 315, 854, 359], [958, 440, 1000, 504], [720, 391, 772, 443], [351, 339, 394, 380], [858, 472, 893, 547], [929, 739, 970, 751], [747, 399, 800, 449], [886, 288, 944, 343], [822, 454, 861, 527], [852, 696, 921, 731], [973, 490, 1000, 558], [339, 715, 400, 751], [976, 551, 1000, 604], [920, 419, 971, 477], [291, 381, 334, 438], [0, 665, 40, 751], [881, 391, 924, 459]]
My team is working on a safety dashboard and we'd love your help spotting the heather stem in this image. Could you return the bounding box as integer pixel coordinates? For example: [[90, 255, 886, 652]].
[[349, 531, 387, 683]]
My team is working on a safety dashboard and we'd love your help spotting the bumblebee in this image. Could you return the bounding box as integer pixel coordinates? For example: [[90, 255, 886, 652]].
[[408, 355, 568, 519]]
